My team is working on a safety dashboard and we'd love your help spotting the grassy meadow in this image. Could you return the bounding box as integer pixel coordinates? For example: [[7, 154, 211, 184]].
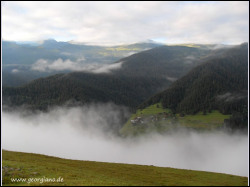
[[120, 103, 231, 136], [2, 150, 248, 186]]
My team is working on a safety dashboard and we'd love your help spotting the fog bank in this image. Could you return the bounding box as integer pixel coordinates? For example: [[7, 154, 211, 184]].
[[2, 104, 248, 177], [31, 58, 123, 73]]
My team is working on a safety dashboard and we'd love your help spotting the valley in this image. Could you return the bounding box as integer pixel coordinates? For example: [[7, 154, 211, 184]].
[[2, 2, 249, 186], [2, 41, 248, 185]]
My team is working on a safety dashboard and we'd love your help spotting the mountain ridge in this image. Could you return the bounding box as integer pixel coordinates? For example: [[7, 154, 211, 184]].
[[136, 43, 248, 130], [2, 43, 247, 128]]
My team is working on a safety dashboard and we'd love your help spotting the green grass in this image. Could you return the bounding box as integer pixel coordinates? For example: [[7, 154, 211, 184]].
[[120, 103, 173, 136], [176, 110, 231, 129], [125, 103, 171, 120], [120, 103, 232, 136], [2, 150, 247, 186]]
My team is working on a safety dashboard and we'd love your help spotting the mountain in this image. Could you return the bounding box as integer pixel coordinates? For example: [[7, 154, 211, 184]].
[[2, 39, 163, 66], [2, 72, 29, 87], [2, 39, 163, 87], [2, 73, 169, 111], [39, 39, 69, 49], [2, 43, 239, 112], [137, 43, 248, 129], [112, 44, 233, 78], [15, 41, 40, 46], [2, 41, 67, 66]]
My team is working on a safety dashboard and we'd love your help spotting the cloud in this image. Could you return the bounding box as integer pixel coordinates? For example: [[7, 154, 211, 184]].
[[217, 92, 248, 102], [185, 55, 197, 60], [31, 58, 123, 73], [207, 44, 236, 50], [91, 62, 123, 73], [2, 2, 248, 45], [184, 55, 197, 64], [60, 52, 75, 56], [123, 52, 137, 57], [11, 69, 20, 73], [217, 93, 232, 100], [165, 76, 177, 82], [2, 104, 248, 177], [76, 56, 85, 62]]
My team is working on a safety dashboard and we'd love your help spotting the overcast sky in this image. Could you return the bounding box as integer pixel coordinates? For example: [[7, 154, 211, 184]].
[[1, 1, 249, 45]]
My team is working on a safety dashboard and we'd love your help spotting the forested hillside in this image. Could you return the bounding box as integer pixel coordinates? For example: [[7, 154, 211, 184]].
[[2, 73, 170, 111], [112, 44, 233, 78], [138, 43, 248, 130], [2, 72, 29, 87], [2, 43, 242, 114]]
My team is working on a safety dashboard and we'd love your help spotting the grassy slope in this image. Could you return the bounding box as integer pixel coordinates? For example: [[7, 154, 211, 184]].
[[2, 150, 247, 186], [120, 103, 231, 136]]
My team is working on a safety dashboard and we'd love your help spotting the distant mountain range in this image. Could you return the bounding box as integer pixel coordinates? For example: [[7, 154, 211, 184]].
[[2, 39, 163, 66], [2, 39, 163, 86], [3, 42, 244, 113]]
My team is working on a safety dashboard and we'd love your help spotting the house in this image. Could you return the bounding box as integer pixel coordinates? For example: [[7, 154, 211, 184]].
[[132, 116, 144, 125]]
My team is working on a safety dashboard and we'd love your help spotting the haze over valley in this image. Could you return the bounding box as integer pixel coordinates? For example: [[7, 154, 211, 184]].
[[2, 42, 248, 178], [2, 104, 248, 177], [1, 1, 249, 184]]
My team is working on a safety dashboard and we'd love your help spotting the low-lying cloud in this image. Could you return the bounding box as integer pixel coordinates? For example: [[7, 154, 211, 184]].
[[11, 69, 20, 73], [2, 104, 248, 177], [183, 55, 197, 65], [165, 76, 177, 82], [208, 44, 236, 50], [123, 52, 137, 57], [31, 58, 123, 73], [185, 55, 197, 60], [217, 92, 248, 102]]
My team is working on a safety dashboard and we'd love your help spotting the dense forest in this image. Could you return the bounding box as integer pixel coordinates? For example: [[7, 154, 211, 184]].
[[112, 44, 232, 78], [3, 41, 233, 87], [138, 43, 248, 130], [2, 72, 29, 87], [2, 73, 170, 111], [2, 43, 248, 130], [3, 44, 230, 111]]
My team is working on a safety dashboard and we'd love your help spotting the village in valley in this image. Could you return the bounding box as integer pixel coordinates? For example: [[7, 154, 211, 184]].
[[123, 103, 230, 134], [129, 103, 182, 127], [130, 111, 176, 125]]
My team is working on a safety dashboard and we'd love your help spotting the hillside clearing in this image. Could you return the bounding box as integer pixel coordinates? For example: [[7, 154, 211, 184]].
[[2, 150, 247, 186], [120, 103, 231, 136]]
